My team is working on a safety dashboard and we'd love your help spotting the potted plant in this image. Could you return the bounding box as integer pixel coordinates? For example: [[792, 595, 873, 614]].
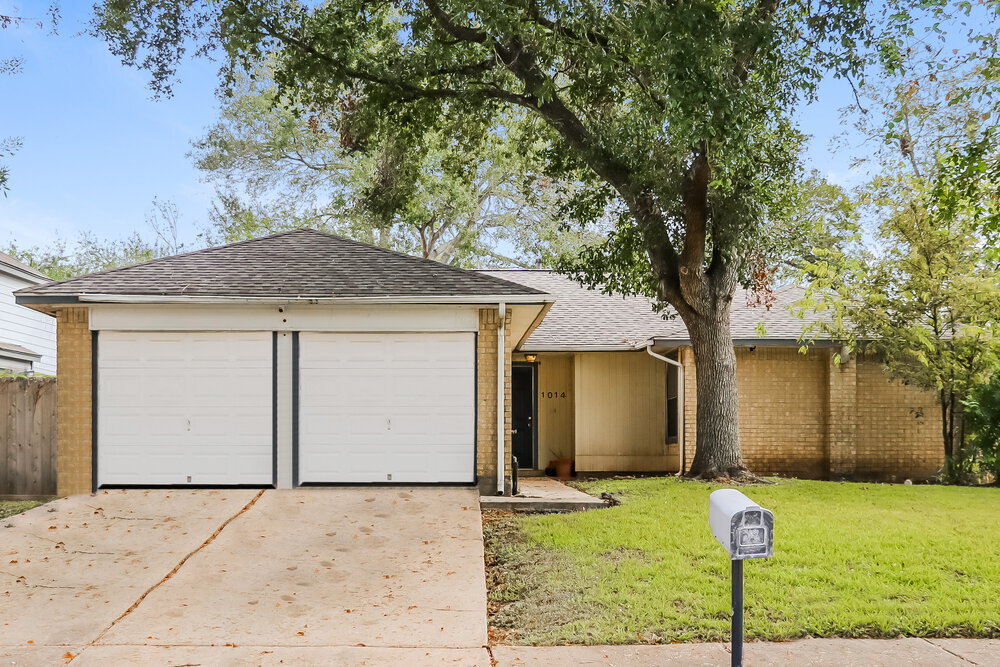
[[545, 444, 575, 480]]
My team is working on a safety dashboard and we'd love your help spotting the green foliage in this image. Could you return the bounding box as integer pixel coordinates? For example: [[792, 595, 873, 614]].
[[192, 65, 604, 267], [90, 0, 945, 299], [3, 198, 186, 279], [798, 39, 1000, 475], [965, 373, 1000, 482], [486, 477, 1000, 644]]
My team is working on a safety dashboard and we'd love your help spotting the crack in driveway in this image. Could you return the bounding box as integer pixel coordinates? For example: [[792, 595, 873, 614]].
[[70, 489, 266, 662]]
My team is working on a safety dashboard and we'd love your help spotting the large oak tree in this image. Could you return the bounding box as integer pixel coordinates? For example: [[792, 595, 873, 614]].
[[93, 0, 977, 479]]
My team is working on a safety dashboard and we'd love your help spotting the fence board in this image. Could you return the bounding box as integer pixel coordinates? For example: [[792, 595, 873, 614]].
[[0, 377, 57, 498]]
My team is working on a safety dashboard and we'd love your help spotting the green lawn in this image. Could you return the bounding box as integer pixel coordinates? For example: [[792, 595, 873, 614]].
[[0, 500, 43, 520], [484, 477, 1000, 645]]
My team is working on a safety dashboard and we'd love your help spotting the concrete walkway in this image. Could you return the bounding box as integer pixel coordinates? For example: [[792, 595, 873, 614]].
[[481, 477, 607, 511], [493, 638, 1000, 666], [0, 488, 488, 666]]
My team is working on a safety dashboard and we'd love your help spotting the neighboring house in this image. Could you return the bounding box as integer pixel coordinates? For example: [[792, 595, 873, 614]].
[[0, 252, 56, 374], [483, 271, 943, 483], [15, 229, 942, 498]]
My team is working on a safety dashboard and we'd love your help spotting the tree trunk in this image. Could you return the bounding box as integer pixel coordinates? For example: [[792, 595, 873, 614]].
[[683, 299, 749, 480]]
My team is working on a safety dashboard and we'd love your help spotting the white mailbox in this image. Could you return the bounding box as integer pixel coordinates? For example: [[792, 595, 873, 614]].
[[709, 489, 774, 560]]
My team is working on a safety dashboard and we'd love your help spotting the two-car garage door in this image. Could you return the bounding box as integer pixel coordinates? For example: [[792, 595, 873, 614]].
[[97, 331, 475, 487]]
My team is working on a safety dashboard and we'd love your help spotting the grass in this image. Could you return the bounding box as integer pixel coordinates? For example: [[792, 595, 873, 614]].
[[0, 500, 44, 520], [483, 477, 1000, 645]]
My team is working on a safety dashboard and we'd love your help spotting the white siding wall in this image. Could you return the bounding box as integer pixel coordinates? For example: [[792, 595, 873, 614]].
[[0, 273, 56, 375]]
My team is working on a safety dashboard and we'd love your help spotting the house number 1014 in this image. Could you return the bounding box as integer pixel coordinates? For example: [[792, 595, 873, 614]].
[[541, 391, 567, 398]]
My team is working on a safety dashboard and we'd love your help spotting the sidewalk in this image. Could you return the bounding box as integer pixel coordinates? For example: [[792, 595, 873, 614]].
[[492, 637, 1000, 666]]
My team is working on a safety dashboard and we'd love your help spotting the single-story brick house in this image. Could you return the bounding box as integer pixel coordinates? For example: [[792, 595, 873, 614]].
[[482, 270, 943, 482], [15, 229, 943, 497]]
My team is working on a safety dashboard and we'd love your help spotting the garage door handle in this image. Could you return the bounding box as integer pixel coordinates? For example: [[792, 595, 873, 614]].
[[386, 417, 392, 431], [186, 418, 191, 431]]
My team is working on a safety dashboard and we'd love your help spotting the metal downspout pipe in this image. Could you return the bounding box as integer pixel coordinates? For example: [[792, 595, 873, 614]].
[[497, 302, 506, 494], [646, 344, 686, 476]]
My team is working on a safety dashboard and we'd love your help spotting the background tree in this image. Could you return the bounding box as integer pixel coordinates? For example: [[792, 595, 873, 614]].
[[964, 372, 1000, 483], [1, 6, 59, 194], [3, 197, 185, 279], [800, 47, 1000, 480], [93, 0, 994, 479], [193, 66, 605, 267]]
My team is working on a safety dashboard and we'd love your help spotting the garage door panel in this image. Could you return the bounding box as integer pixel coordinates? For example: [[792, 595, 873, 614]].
[[299, 332, 475, 484], [98, 331, 273, 487]]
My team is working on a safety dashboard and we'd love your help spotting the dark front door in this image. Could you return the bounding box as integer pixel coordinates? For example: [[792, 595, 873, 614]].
[[512, 364, 536, 469]]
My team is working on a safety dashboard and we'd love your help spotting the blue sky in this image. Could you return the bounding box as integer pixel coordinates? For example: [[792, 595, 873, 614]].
[[0, 3, 864, 250]]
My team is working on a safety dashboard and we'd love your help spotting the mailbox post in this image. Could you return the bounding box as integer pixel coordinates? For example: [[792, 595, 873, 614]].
[[708, 489, 774, 667]]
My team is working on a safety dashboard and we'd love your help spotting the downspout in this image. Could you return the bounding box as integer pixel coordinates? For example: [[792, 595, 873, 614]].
[[497, 302, 506, 495], [646, 344, 685, 476]]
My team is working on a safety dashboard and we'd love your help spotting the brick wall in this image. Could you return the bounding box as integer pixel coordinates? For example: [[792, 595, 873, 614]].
[[736, 346, 829, 478], [477, 308, 512, 493], [681, 345, 943, 481], [855, 356, 942, 481], [56, 308, 92, 496]]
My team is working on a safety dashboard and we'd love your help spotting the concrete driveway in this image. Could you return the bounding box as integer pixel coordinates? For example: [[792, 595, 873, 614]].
[[0, 488, 490, 666]]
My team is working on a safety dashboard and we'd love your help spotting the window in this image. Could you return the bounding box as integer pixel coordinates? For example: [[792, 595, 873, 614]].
[[665, 352, 680, 444]]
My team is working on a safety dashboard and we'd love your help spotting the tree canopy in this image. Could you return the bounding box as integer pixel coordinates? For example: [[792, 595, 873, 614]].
[[192, 65, 605, 267], [93, 0, 997, 479], [799, 39, 1000, 481]]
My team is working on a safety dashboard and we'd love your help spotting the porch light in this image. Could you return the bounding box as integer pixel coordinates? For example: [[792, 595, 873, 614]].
[[524, 354, 537, 363]]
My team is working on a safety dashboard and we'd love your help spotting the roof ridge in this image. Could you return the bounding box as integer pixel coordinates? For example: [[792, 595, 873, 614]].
[[305, 229, 547, 293], [22, 228, 310, 292], [18, 228, 547, 299]]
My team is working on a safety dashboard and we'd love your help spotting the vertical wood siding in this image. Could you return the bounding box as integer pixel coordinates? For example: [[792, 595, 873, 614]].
[[0, 377, 57, 498], [573, 351, 676, 471], [536, 354, 575, 468]]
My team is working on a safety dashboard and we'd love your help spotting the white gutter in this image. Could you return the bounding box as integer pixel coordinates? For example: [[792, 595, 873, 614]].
[[645, 344, 685, 476], [64, 293, 554, 305], [497, 301, 506, 495]]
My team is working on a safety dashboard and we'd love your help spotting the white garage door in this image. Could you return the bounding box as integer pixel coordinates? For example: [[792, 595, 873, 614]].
[[98, 331, 274, 486], [298, 332, 475, 483]]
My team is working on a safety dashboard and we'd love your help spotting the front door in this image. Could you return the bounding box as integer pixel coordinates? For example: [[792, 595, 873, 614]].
[[512, 363, 536, 469]]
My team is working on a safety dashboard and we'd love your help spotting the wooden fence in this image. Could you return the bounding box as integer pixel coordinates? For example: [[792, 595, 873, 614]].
[[0, 377, 57, 499]]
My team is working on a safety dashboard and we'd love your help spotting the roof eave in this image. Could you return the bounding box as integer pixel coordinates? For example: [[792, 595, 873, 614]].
[[649, 337, 843, 347], [0, 348, 42, 362], [16, 292, 554, 306]]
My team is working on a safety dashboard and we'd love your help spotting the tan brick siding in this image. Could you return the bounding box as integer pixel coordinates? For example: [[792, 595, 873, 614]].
[[680, 346, 943, 481], [477, 308, 512, 491], [855, 357, 942, 481], [56, 308, 92, 496], [736, 346, 829, 478]]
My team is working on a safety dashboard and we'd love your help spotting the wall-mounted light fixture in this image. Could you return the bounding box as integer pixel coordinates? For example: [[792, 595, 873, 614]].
[[525, 354, 538, 363]]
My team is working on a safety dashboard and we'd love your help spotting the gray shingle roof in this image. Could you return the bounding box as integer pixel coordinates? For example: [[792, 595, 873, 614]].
[[481, 270, 827, 350], [480, 270, 674, 350], [16, 229, 546, 300]]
